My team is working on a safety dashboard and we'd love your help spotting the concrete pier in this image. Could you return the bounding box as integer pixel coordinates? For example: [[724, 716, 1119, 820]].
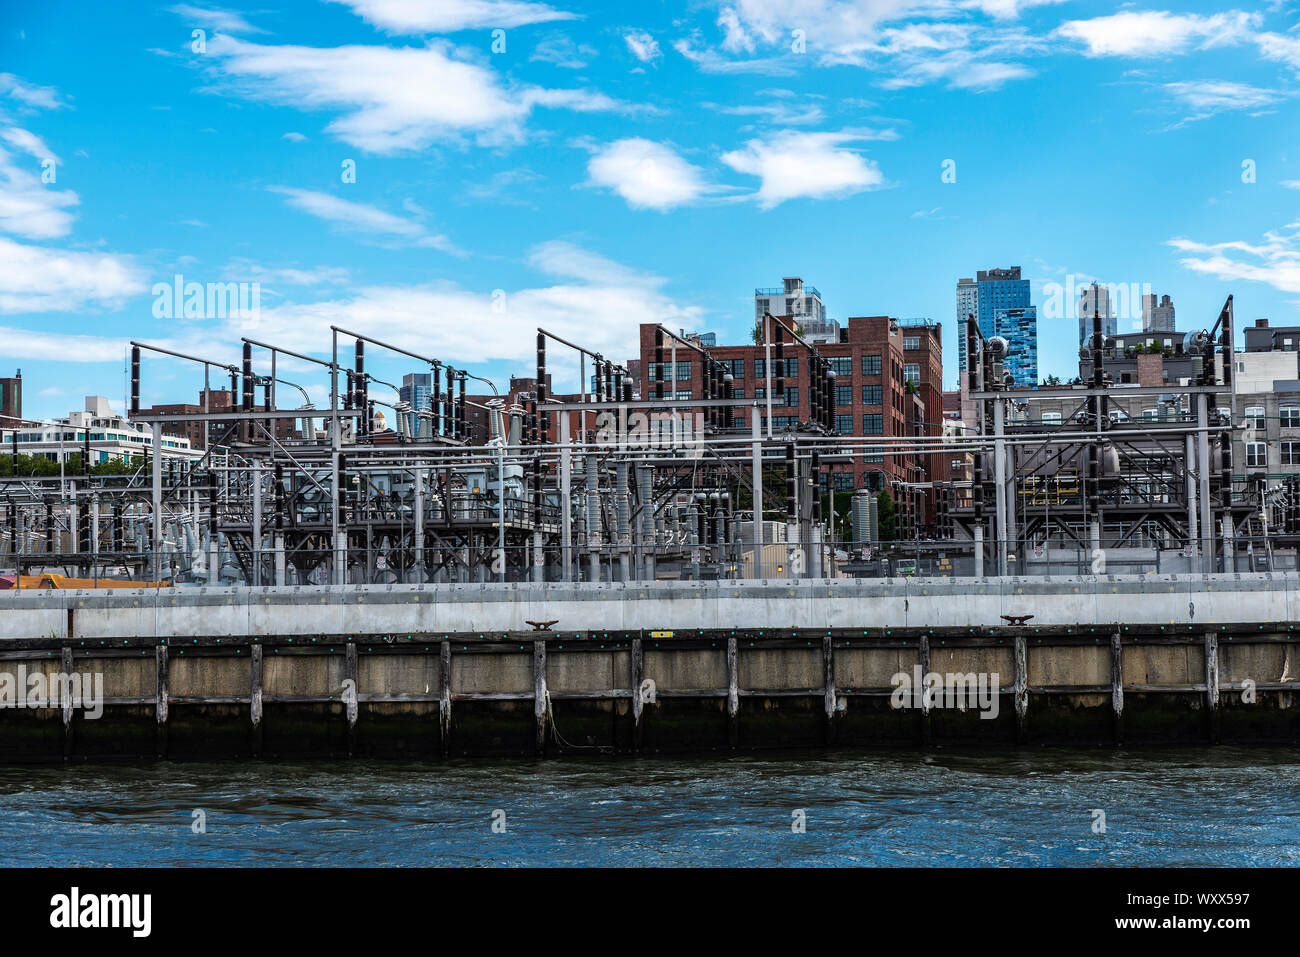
[[0, 574, 1296, 760]]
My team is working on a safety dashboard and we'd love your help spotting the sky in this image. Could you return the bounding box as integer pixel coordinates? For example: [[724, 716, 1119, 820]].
[[1, 0, 1299, 421]]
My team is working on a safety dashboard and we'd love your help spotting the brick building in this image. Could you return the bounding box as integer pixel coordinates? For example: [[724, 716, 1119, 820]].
[[0, 370, 21, 424], [139, 389, 302, 450], [635, 316, 944, 531]]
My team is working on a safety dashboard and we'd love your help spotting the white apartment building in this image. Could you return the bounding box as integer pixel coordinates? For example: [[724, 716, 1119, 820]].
[[7, 396, 201, 465]]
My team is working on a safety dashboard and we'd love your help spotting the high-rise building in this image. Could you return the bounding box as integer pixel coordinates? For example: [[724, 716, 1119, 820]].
[[1142, 293, 1175, 333], [400, 372, 433, 435], [0, 370, 21, 424], [956, 268, 1037, 387], [1078, 283, 1118, 345], [755, 277, 839, 343]]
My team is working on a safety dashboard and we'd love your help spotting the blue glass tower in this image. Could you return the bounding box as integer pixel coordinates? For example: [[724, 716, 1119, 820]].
[[955, 267, 1038, 387], [400, 372, 432, 436]]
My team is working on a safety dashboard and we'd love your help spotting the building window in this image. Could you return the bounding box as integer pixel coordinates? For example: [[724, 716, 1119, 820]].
[[863, 413, 883, 435], [862, 385, 882, 406], [904, 363, 920, 382], [865, 445, 883, 463], [674, 391, 692, 401], [1041, 411, 1062, 426], [1142, 408, 1159, 421], [776, 357, 797, 378], [1281, 407, 1300, 428], [862, 354, 882, 376], [1247, 442, 1267, 468], [1282, 442, 1300, 466], [754, 388, 766, 399], [1244, 405, 1266, 429], [650, 361, 693, 382], [783, 388, 799, 407], [721, 358, 745, 378], [833, 473, 854, 490], [903, 336, 920, 351], [828, 357, 852, 377], [834, 415, 852, 434], [732, 389, 745, 399], [835, 386, 852, 407]]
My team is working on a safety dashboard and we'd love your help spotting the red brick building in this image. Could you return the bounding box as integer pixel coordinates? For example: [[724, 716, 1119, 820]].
[[635, 317, 944, 530]]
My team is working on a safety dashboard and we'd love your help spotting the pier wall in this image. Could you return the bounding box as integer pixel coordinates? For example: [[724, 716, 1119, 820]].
[[0, 574, 1296, 759]]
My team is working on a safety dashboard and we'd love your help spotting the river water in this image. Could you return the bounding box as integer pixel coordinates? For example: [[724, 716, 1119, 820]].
[[0, 748, 1295, 866]]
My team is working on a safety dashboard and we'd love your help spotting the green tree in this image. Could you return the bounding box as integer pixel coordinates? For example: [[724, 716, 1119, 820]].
[[876, 488, 897, 542]]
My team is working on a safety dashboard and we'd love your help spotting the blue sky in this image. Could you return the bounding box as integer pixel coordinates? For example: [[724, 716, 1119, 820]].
[[1, 0, 1299, 420]]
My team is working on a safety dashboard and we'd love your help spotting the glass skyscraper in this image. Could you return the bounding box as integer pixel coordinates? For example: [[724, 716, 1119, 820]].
[[955, 267, 1038, 387], [400, 372, 432, 436]]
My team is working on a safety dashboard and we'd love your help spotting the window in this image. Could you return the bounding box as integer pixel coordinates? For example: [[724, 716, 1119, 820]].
[[783, 388, 799, 407], [863, 414, 883, 435], [674, 391, 692, 401], [754, 358, 766, 380], [732, 388, 745, 399], [650, 361, 692, 382], [905, 363, 920, 383], [903, 336, 920, 351], [1282, 442, 1300, 466], [775, 357, 797, 378], [834, 415, 852, 435], [720, 358, 745, 378], [1244, 405, 1266, 429], [1281, 407, 1300, 428], [1108, 409, 1129, 424], [1041, 411, 1062, 426], [835, 386, 852, 407], [1246, 442, 1267, 468], [828, 357, 852, 377], [862, 385, 882, 406], [865, 445, 884, 463], [754, 388, 766, 399], [1142, 408, 1159, 421], [833, 473, 855, 490], [862, 354, 882, 376]]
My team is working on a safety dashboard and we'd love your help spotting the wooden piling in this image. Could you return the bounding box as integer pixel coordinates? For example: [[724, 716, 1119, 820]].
[[439, 641, 451, 758], [822, 636, 836, 745], [345, 641, 358, 756], [726, 636, 739, 749], [533, 639, 547, 756], [1205, 632, 1220, 743], [155, 643, 168, 758], [1110, 631, 1124, 745], [250, 643, 263, 757], [918, 634, 932, 746], [630, 637, 644, 753], [1013, 635, 1028, 744], [60, 646, 73, 759]]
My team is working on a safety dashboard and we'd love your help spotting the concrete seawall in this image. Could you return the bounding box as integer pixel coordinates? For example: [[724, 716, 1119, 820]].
[[0, 575, 1296, 760]]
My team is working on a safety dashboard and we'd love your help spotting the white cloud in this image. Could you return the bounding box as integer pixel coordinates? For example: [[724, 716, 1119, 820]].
[[673, 35, 798, 75], [0, 237, 147, 314], [168, 4, 267, 34], [0, 73, 65, 111], [197, 35, 625, 153], [281, 131, 307, 142], [1282, 180, 1300, 190], [720, 130, 889, 209], [324, 0, 577, 33], [530, 33, 597, 69], [708, 99, 826, 125], [624, 30, 662, 63], [585, 138, 711, 211], [1163, 80, 1283, 124], [1056, 11, 1260, 58], [1169, 226, 1300, 294], [0, 127, 78, 240], [690, 2, 1045, 89], [267, 187, 461, 252], [1256, 31, 1300, 71]]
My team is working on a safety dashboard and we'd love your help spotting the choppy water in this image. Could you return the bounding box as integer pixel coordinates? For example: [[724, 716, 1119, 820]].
[[0, 748, 1296, 866]]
